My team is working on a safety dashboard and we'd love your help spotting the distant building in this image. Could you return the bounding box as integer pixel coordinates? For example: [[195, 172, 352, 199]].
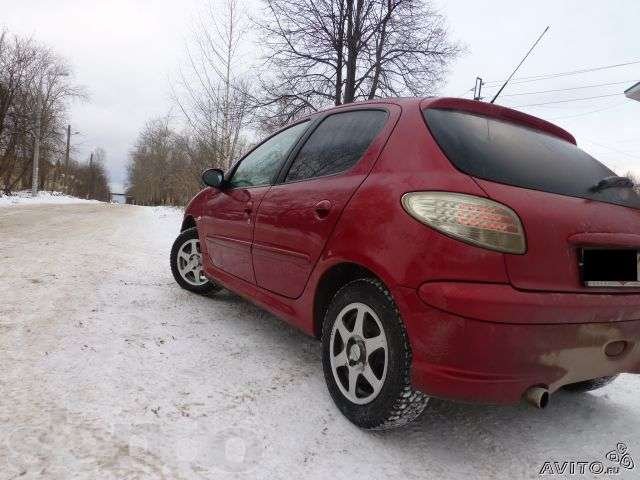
[[625, 81, 640, 101], [110, 192, 129, 204]]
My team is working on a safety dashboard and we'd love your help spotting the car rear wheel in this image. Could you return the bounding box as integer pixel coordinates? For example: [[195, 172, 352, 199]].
[[563, 375, 619, 393], [170, 227, 221, 294], [321, 278, 428, 430]]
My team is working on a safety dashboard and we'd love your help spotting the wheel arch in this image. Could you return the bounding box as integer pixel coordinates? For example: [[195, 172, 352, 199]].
[[313, 261, 386, 339], [181, 215, 197, 232]]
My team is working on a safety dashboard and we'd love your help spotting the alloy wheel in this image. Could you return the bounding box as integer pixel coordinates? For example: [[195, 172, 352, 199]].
[[329, 302, 388, 405], [176, 238, 208, 286]]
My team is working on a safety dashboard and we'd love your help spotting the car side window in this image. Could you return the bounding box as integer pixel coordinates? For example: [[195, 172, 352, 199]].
[[229, 121, 309, 188], [284, 110, 388, 183]]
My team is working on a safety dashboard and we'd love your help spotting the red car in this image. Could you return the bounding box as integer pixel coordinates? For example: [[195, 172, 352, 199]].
[[170, 97, 640, 429]]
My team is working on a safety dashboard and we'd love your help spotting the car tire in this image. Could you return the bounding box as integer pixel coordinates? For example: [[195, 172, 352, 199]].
[[321, 277, 428, 430], [170, 227, 221, 294], [563, 375, 619, 393]]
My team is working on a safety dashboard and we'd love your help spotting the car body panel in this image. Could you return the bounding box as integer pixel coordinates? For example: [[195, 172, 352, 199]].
[[182, 188, 209, 227], [252, 174, 366, 298], [252, 104, 402, 298], [199, 185, 270, 283], [322, 100, 511, 288], [397, 285, 640, 404], [418, 281, 640, 324], [474, 178, 640, 294]]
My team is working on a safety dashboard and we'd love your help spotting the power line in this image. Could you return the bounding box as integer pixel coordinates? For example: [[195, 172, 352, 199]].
[[485, 61, 640, 86], [483, 60, 640, 86], [582, 139, 640, 161], [547, 102, 628, 121], [509, 93, 621, 108], [501, 80, 636, 97]]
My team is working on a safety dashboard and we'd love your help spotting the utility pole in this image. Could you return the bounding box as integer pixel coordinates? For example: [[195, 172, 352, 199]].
[[88, 152, 94, 199], [31, 75, 44, 197], [64, 125, 71, 184], [63, 126, 80, 191]]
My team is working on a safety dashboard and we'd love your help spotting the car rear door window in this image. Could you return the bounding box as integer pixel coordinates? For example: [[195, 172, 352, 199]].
[[229, 121, 309, 188], [285, 110, 388, 183], [424, 108, 640, 209]]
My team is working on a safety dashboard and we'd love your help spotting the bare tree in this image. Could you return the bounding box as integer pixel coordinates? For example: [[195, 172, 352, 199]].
[[173, 0, 251, 169], [254, 0, 461, 126], [0, 29, 87, 195], [66, 148, 110, 201], [127, 116, 208, 206]]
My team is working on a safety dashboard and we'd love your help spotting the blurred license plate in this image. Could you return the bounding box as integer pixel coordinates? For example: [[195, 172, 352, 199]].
[[582, 249, 640, 287]]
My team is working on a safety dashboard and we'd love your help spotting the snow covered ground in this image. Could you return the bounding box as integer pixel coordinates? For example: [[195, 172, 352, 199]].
[[0, 190, 101, 207], [1, 203, 639, 480]]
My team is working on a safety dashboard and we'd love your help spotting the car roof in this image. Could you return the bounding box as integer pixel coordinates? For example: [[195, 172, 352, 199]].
[[309, 97, 576, 145]]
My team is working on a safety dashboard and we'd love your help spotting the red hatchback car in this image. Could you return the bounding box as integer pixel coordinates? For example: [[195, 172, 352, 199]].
[[170, 97, 640, 429]]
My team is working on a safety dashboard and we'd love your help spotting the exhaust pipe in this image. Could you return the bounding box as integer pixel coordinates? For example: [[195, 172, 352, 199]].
[[524, 386, 549, 409]]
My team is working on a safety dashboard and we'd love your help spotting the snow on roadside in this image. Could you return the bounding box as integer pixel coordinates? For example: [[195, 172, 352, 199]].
[[0, 190, 102, 207], [2, 203, 640, 479], [143, 205, 184, 220]]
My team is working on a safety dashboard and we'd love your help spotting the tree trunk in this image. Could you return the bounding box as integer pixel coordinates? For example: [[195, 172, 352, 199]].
[[368, 4, 389, 100], [334, 0, 346, 105], [343, 0, 364, 104]]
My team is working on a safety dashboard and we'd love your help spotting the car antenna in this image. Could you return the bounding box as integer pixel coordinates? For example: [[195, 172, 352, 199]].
[[490, 26, 550, 104]]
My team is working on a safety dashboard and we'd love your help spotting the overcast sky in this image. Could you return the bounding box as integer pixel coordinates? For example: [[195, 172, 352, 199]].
[[3, 0, 639, 192]]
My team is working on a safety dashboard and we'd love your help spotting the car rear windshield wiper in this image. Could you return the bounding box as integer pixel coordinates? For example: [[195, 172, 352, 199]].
[[590, 176, 635, 192]]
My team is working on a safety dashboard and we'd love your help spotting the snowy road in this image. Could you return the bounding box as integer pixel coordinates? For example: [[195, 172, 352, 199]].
[[1, 203, 639, 479]]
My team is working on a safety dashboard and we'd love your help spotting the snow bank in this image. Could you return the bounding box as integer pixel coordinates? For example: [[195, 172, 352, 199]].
[[0, 190, 102, 207]]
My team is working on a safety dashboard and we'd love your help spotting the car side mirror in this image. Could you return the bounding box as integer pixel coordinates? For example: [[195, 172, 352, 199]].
[[202, 168, 225, 188]]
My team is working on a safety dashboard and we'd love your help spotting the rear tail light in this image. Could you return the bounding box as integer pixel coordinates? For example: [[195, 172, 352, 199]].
[[401, 192, 526, 254]]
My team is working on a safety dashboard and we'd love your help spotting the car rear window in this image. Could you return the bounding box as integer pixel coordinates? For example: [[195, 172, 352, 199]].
[[424, 108, 640, 209]]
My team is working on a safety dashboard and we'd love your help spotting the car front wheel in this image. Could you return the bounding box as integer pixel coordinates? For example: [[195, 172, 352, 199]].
[[170, 227, 220, 294], [321, 278, 428, 430]]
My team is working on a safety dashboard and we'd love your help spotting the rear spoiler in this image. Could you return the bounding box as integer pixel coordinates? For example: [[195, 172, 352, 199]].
[[421, 97, 576, 145]]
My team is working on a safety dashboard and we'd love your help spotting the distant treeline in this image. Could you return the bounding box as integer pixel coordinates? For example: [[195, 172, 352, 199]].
[[126, 117, 237, 206]]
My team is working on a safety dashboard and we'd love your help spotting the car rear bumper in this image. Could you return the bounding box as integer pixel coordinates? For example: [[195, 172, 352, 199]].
[[395, 283, 640, 405]]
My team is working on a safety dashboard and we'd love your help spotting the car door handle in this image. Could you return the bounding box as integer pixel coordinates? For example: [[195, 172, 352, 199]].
[[244, 202, 253, 215], [314, 200, 332, 219]]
